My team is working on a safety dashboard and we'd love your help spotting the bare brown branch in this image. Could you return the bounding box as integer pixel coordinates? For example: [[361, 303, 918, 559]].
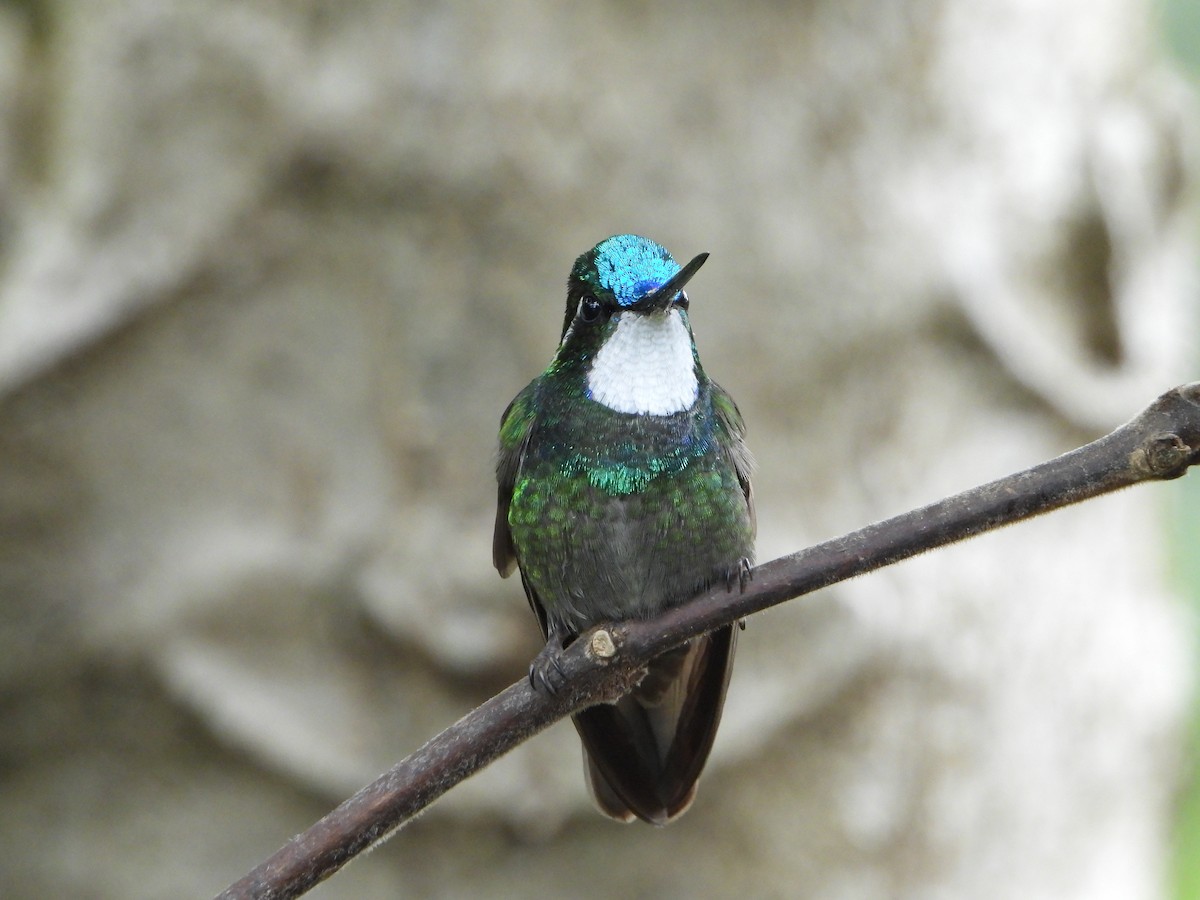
[[216, 382, 1200, 900]]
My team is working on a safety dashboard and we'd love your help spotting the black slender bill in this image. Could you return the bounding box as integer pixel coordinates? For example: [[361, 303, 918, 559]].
[[629, 251, 709, 313]]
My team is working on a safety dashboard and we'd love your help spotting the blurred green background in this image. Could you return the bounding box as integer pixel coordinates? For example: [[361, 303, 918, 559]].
[[1164, 0, 1200, 896]]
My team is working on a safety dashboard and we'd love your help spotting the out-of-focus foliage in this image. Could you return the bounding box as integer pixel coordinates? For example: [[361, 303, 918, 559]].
[[1176, 477, 1200, 899], [1163, 0, 1200, 895], [1162, 0, 1200, 76]]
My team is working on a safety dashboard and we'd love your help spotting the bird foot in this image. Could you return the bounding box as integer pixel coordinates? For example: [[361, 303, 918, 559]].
[[725, 557, 753, 593], [529, 635, 570, 695]]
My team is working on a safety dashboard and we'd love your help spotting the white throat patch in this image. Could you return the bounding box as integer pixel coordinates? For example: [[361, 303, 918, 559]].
[[587, 310, 698, 415]]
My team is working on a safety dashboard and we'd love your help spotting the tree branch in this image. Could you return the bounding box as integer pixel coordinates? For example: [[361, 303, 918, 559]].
[[216, 382, 1200, 900]]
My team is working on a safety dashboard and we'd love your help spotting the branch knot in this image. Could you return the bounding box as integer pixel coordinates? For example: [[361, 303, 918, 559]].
[[588, 629, 618, 660], [1131, 432, 1192, 479]]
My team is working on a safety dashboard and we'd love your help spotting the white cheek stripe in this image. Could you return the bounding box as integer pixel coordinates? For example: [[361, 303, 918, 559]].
[[587, 310, 698, 415]]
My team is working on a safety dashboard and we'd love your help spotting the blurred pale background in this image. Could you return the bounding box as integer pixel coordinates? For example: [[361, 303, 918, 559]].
[[0, 2, 1197, 898]]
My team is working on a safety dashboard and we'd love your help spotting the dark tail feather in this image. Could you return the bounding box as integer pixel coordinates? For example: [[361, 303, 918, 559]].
[[573, 624, 737, 825], [583, 751, 637, 823]]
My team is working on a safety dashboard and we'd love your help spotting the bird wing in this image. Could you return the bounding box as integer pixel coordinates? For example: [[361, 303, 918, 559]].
[[493, 382, 538, 578], [493, 382, 554, 637], [712, 381, 756, 537]]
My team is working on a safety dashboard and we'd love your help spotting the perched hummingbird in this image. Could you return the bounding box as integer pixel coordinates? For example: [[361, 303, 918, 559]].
[[494, 234, 755, 825]]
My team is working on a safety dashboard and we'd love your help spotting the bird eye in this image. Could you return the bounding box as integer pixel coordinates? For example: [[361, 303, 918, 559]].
[[578, 294, 604, 324], [676, 291, 690, 310]]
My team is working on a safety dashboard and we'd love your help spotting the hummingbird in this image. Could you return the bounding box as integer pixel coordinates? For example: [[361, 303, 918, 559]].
[[493, 234, 755, 825]]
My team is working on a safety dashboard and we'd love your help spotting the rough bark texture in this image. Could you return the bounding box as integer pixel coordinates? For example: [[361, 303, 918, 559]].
[[0, 2, 1195, 898]]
